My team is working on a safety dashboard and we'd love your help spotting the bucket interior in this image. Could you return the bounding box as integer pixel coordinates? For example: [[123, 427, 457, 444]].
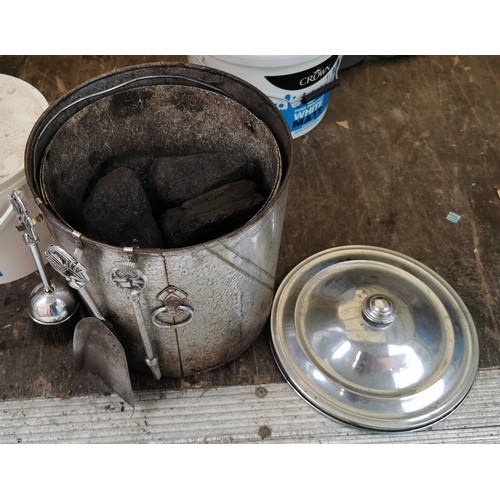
[[39, 84, 281, 248]]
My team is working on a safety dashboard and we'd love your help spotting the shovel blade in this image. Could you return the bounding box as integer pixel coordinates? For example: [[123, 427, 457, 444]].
[[74, 317, 135, 408]]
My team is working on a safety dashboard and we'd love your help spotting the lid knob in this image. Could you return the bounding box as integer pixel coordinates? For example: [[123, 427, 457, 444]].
[[362, 294, 397, 326]]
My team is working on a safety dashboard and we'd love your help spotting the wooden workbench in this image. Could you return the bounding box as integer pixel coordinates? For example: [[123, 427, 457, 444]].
[[1, 55, 499, 412]]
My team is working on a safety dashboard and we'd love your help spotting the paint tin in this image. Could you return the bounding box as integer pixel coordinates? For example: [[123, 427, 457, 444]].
[[188, 55, 342, 138]]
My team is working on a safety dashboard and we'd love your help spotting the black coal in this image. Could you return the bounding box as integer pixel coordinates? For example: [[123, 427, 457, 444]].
[[81, 152, 266, 248]]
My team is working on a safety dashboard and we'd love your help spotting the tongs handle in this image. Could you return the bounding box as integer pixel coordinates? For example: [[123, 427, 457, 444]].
[[110, 266, 161, 380]]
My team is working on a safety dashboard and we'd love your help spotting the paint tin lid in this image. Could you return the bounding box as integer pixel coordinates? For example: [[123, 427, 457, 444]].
[[196, 55, 332, 69], [0, 74, 48, 193], [271, 246, 479, 431]]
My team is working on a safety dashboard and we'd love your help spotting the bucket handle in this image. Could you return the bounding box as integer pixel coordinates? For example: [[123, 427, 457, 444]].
[[301, 79, 340, 105], [151, 284, 194, 329], [151, 304, 194, 329]]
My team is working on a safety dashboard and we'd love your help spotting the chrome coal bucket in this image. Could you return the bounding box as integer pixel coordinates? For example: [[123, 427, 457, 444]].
[[25, 62, 292, 378]]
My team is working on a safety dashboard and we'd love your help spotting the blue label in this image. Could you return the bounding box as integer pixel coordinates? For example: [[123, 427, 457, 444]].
[[276, 92, 331, 134]]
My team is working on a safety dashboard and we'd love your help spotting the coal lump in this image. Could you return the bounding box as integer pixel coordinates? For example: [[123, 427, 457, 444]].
[[82, 167, 163, 248], [161, 179, 265, 247]]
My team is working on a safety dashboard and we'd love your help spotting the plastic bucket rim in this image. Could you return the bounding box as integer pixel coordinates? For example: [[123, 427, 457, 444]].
[[193, 55, 334, 69]]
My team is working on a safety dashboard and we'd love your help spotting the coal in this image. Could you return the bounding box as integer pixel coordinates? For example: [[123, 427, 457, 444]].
[[80, 151, 267, 249], [90, 151, 160, 210], [160, 179, 265, 247], [82, 167, 164, 248], [151, 152, 250, 206], [101, 151, 157, 178]]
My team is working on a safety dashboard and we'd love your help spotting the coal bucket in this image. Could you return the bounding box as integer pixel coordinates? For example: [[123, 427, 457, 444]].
[[25, 62, 292, 378]]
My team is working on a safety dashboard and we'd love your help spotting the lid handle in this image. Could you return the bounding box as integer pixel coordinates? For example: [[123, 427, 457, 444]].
[[362, 294, 397, 326]]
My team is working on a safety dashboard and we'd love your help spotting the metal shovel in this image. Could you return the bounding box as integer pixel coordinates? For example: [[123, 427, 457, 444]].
[[45, 244, 135, 408]]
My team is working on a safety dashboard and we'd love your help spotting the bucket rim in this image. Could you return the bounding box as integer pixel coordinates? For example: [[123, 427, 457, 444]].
[[192, 55, 334, 69], [1, 73, 48, 192], [26, 61, 293, 255]]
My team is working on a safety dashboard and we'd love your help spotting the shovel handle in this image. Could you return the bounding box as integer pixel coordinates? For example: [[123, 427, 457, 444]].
[[45, 244, 90, 289], [77, 287, 106, 322], [45, 244, 107, 321]]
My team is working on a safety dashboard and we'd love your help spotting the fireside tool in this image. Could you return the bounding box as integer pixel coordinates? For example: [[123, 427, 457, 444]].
[[45, 244, 135, 408], [10, 190, 79, 342]]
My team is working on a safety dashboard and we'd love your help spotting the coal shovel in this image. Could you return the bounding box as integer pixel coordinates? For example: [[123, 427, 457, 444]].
[[45, 244, 135, 408]]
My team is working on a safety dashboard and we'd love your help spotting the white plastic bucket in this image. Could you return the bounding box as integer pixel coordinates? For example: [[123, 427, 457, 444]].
[[188, 55, 342, 138], [0, 74, 52, 284]]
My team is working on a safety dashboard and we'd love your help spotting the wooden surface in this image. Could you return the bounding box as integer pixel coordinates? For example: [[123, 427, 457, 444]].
[[1, 369, 500, 444], [1, 55, 499, 401]]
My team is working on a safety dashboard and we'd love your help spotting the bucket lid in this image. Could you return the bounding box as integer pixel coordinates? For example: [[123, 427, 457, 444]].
[[0, 74, 48, 192], [202, 55, 332, 69], [270, 246, 479, 432]]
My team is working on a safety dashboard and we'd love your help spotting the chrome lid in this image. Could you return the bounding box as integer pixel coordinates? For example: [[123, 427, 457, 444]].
[[271, 246, 479, 432]]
